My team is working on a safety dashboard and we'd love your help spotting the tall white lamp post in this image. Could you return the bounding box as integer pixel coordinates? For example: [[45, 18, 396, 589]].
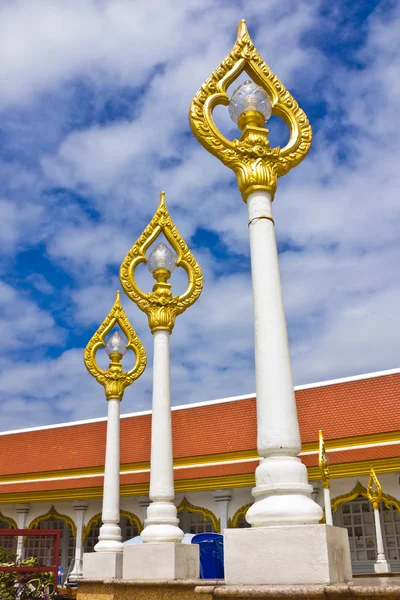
[[367, 467, 391, 574], [82, 291, 146, 579], [189, 20, 352, 585], [319, 429, 333, 525], [120, 192, 202, 579]]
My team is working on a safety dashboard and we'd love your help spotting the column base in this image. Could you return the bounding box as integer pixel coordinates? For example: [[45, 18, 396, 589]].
[[122, 542, 199, 580], [224, 524, 352, 585], [374, 560, 391, 574], [247, 456, 323, 526], [82, 551, 123, 579]]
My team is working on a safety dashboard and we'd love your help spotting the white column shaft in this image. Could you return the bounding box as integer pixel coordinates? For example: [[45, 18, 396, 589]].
[[212, 490, 232, 532], [323, 488, 333, 525], [218, 501, 229, 532], [244, 191, 322, 527], [150, 330, 174, 501], [70, 502, 87, 578], [16, 505, 30, 560], [95, 398, 122, 552], [373, 506, 391, 572], [141, 330, 183, 543], [247, 192, 300, 455], [374, 507, 386, 560]]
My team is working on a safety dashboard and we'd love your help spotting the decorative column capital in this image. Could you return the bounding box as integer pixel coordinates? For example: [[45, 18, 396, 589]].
[[15, 503, 30, 514], [137, 496, 151, 509], [72, 500, 89, 512], [212, 489, 233, 503]]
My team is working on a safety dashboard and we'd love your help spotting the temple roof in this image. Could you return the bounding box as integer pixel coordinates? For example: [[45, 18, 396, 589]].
[[0, 368, 399, 503]]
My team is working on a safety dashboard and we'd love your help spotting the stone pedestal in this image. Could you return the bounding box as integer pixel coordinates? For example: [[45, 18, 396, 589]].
[[375, 560, 392, 574], [224, 524, 352, 586], [82, 551, 123, 579], [123, 542, 199, 580]]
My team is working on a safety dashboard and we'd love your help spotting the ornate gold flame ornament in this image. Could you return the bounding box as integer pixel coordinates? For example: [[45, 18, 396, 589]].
[[84, 291, 147, 400], [367, 467, 383, 510], [189, 19, 312, 201], [318, 429, 330, 489], [119, 192, 203, 334]]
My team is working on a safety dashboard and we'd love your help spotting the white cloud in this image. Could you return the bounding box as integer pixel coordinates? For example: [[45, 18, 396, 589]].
[[1, 0, 400, 432], [0, 281, 64, 350]]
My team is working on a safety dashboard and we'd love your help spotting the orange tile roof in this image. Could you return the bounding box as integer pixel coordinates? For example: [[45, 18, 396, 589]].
[[0, 371, 399, 490]]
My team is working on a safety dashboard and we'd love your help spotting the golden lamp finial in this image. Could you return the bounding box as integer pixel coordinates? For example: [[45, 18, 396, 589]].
[[188, 20, 312, 202], [119, 192, 203, 334], [318, 429, 330, 489], [84, 290, 147, 400], [367, 467, 383, 510]]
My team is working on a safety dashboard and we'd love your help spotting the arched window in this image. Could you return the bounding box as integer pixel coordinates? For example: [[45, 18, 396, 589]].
[[83, 511, 142, 552], [229, 503, 252, 529], [338, 499, 376, 571], [332, 481, 400, 574], [0, 513, 17, 552], [177, 498, 219, 534], [27, 508, 76, 572], [235, 514, 251, 528]]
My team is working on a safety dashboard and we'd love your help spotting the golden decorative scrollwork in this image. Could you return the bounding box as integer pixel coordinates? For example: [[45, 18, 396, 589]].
[[331, 481, 368, 513], [0, 512, 17, 529], [318, 429, 330, 489], [331, 480, 400, 515], [28, 506, 77, 538], [228, 502, 253, 528], [189, 20, 312, 202], [82, 510, 143, 544], [84, 291, 146, 400], [367, 467, 383, 510], [177, 496, 220, 533], [120, 192, 203, 334]]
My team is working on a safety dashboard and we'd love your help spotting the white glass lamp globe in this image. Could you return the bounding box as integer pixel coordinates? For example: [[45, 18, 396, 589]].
[[105, 331, 127, 356], [147, 242, 177, 274], [228, 80, 272, 124]]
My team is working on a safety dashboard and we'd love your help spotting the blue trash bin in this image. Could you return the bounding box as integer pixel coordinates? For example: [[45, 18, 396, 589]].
[[191, 533, 224, 579]]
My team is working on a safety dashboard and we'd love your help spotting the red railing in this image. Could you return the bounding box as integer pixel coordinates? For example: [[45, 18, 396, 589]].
[[0, 528, 60, 593]]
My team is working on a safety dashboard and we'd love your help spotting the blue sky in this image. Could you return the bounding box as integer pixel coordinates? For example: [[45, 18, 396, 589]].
[[0, 0, 399, 431]]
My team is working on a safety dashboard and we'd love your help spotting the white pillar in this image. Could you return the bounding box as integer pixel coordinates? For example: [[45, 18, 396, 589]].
[[95, 397, 123, 552], [373, 505, 391, 573], [141, 330, 183, 542], [212, 489, 232, 531], [244, 191, 322, 527], [323, 487, 333, 525], [138, 496, 150, 524], [69, 501, 88, 579], [15, 504, 30, 559]]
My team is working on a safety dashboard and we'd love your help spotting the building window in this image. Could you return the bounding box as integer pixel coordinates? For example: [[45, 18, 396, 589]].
[[382, 505, 400, 562], [25, 518, 74, 571], [84, 514, 140, 553], [339, 500, 400, 573], [179, 509, 214, 534], [0, 521, 16, 552], [236, 514, 251, 528], [339, 500, 376, 567], [84, 520, 100, 554]]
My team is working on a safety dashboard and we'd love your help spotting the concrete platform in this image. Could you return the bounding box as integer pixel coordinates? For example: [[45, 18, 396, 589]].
[[77, 577, 400, 600]]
